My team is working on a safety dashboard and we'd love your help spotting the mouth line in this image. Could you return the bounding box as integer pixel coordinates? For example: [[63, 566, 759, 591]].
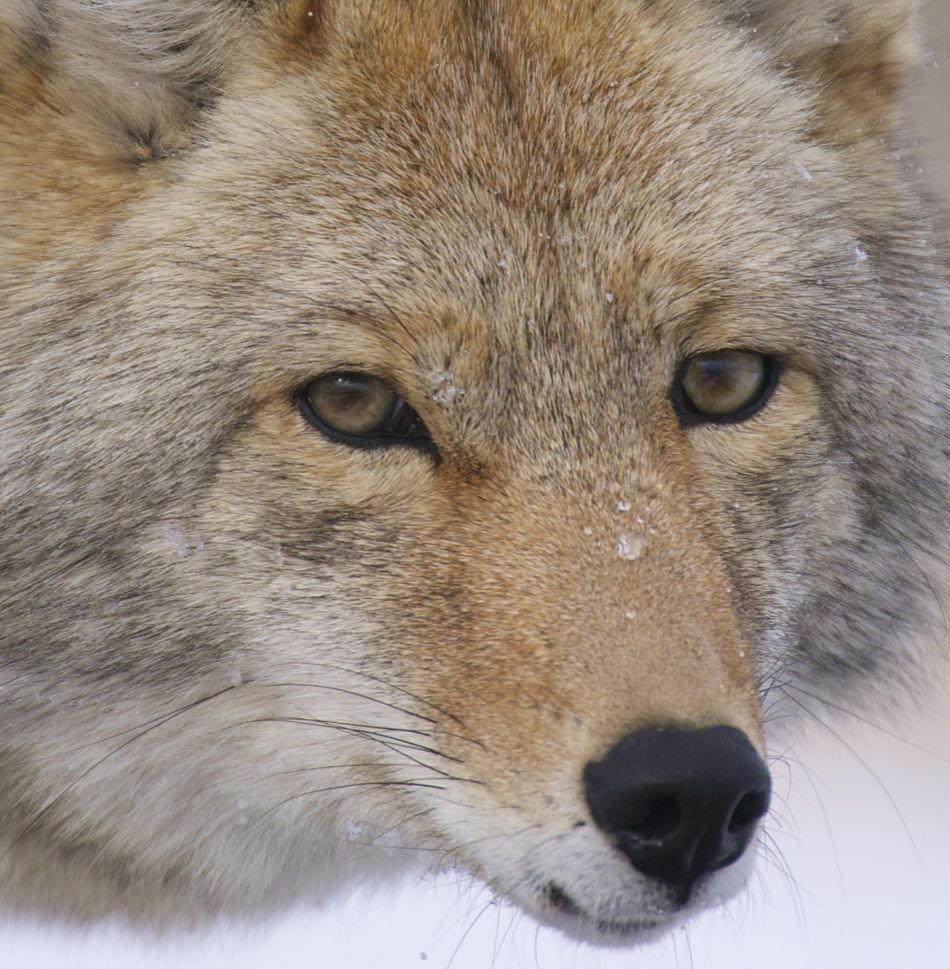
[[595, 916, 664, 937], [542, 882, 665, 938], [542, 882, 583, 917]]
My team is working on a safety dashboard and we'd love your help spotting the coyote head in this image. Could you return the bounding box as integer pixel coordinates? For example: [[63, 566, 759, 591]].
[[1, 0, 947, 945]]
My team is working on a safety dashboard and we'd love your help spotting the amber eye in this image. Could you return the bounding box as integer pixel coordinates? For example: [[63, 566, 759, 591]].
[[672, 351, 778, 425], [296, 372, 432, 449]]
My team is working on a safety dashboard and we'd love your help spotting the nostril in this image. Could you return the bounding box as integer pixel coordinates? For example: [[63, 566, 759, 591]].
[[631, 793, 681, 842], [728, 790, 769, 833]]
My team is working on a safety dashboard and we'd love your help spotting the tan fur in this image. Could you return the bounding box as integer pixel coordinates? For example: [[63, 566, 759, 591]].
[[1, 0, 947, 946]]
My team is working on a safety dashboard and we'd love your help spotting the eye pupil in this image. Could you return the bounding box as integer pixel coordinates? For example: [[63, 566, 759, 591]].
[[676, 351, 775, 423]]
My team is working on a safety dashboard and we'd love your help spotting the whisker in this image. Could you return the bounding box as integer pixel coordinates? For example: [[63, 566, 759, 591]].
[[60, 685, 239, 756], [756, 830, 808, 930], [783, 748, 844, 896], [490, 904, 519, 969], [260, 680, 438, 726], [238, 716, 485, 783], [786, 683, 950, 764], [446, 898, 496, 969], [268, 762, 395, 775], [290, 660, 471, 730], [269, 760, 482, 785], [252, 714, 434, 738], [782, 690, 924, 869], [271, 778, 449, 813], [1, 685, 237, 862], [238, 715, 450, 755]]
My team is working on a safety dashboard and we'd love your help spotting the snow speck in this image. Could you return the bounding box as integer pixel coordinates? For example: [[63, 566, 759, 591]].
[[426, 369, 464, 406], [162, 525, 205, 556], [228, 668, 243, 688], [274, 544, 285, 565], [616, 532, 646, 561], [559, 231, 573, 247], [582, 526, 594, 537], [616, 499, 631, 513], [624, 609, 638, 620], [497, 254, 509, 269], [344, 821, 364, 841], [793, 161, 814, 181], [605, 292, 615, 303], [853, 244, 869, 264], [162, 524, 190, 557]]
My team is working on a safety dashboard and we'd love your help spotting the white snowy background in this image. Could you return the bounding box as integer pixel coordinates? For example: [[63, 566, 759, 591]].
[[3, 5, 949, 968]]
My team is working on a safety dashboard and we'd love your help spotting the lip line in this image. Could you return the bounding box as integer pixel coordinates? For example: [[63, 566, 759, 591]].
[[542, 881, 670, 937], [594, 915, 665, 936], [548, 897, 667, 937]]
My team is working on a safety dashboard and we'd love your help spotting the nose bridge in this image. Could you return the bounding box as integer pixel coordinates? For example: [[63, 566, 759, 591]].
[[463, 475, 764, 746]]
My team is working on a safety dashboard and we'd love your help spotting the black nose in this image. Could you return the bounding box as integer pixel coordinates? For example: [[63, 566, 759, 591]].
[[583, 725, 771, 906]]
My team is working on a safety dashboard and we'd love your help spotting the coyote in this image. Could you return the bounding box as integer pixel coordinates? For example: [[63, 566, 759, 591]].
[[1, 0, 947, 946]]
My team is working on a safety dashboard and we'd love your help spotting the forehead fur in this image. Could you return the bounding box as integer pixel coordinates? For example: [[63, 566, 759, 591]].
[[174, 0, 910, 447], [221, 0, 904, 304]]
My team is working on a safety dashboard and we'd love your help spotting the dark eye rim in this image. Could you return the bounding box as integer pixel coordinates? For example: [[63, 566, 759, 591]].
[[669, 351, 782, 427], [294, 372, 437, 456]]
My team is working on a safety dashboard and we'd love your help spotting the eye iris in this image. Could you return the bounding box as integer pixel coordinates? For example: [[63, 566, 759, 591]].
[[681, 351, 768, 416], [306, 374, 398, 436]]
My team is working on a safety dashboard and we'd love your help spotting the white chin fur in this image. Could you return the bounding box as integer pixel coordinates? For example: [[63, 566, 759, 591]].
[[469, 825, 761, 948]]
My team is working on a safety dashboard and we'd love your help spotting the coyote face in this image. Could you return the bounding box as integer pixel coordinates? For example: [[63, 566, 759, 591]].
[[1, 0, 947, 946]]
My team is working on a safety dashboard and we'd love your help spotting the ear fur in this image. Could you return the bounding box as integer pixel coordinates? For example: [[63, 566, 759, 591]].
[[722, 0, 921, 147], [0, 0, 254, 162]]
